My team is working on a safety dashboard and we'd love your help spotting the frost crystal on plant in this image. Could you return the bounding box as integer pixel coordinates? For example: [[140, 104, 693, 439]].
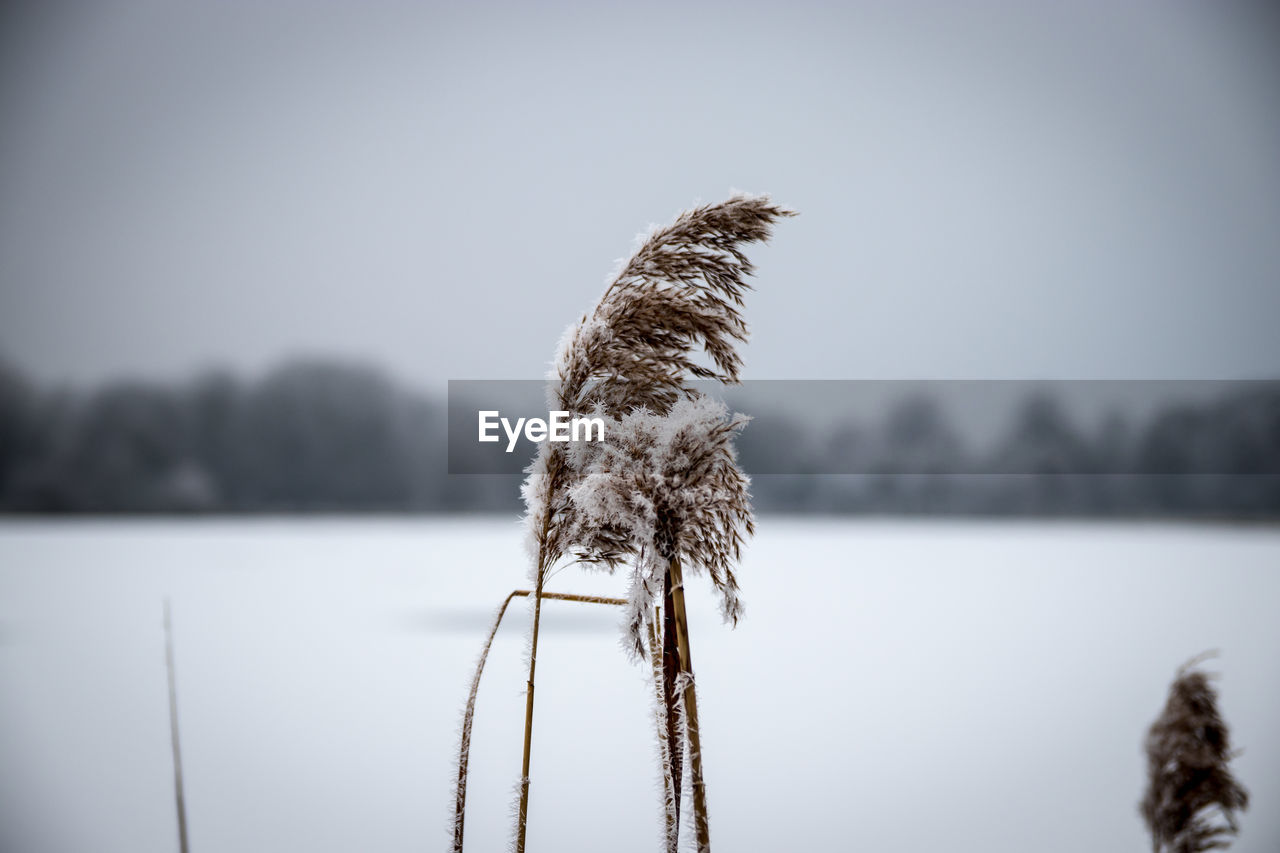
[[561, 395, 753, 657], [522, 193, 789, 576]]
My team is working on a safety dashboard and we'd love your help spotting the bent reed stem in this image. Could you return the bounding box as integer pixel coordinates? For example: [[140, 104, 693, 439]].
[[453, 588, 625, 853]]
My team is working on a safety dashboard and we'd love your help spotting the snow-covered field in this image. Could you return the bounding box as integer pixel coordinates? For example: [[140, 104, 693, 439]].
[[0, 518, 1277, 853]]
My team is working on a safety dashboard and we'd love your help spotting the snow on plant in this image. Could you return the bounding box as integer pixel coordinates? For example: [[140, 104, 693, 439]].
[[521, 192, 791, 570], [520, 194, 788, 853], [562, 395, 752, 661], [558, 395, 752, 853], [450, 193, 791, 853]]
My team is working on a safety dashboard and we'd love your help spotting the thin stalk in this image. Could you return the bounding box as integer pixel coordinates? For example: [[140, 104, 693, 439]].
[[661, 569, 683, 836], [515, 464, 560, 853], [163, 599, 190, 853], [454, 589, 520, 853], [668, 556, 710, 853], [454, 589, 625, 853], [649, 609, 679, 853], [514, 561, 544, 853]]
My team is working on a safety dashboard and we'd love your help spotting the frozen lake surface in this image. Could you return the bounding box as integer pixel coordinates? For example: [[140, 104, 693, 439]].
[[1, 517, 1277, 853]]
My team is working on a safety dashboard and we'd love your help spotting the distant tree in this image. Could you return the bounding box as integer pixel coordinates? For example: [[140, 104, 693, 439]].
[[1085, 412, 1138, 513], [397, 394, 448, 510], [180, 370, 242, 507], [1208, 387, 1280, 515], [880, 396, 963, 469], [1135, 386, 1280, 517], [235, 361, 415, 509], [64, 382, 195, 511], [733, 412, 818, 511], [988, 392, 1092, 514], [816, 421, 876, 512], [0, 358, 34, 501], [1136, 406, 1213, 514], [875, 395, 966, 512], [994, 392, 1091, 473], [1092, 412, 1133, 473]]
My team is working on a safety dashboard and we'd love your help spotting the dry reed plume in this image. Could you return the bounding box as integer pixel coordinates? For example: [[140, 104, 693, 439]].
[[561, 395, 752, 851], [1141, 654, 1249, 853], [516, 193, 792, 852]]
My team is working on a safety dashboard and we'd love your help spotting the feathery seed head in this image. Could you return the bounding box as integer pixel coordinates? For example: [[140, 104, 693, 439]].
[[521, 193, 789, 649], [1141, 656, 1249, 853]]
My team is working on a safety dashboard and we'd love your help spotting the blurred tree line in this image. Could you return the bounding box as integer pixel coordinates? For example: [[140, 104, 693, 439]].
[[739, 390, 1280, 516], [0, 357, 1276, 516]]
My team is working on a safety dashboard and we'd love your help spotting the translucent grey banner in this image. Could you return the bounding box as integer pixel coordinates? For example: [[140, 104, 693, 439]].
[[447, 380, 1280, 477]]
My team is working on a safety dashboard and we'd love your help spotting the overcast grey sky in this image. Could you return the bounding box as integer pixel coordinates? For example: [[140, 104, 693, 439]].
[[2, 0, 1278, 389]]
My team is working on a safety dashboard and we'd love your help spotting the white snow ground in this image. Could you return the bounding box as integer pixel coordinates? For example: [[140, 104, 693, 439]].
[[0, 517, 1277, 853]]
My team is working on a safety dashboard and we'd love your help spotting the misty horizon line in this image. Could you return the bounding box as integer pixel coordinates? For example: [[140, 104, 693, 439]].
[[3, 349, 1279, 514]]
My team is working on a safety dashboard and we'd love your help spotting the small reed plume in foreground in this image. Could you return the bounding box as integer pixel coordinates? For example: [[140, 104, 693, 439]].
[[516, 193, 792, 853], [1141, 654, 1249, 853]]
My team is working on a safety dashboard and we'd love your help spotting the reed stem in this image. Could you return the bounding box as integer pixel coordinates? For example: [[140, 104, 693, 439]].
[[514, 564, 543, 853], [453, 589, 625, 853], [649, 609, 679, 853], [163, 599, 190, 853], [661, 569, 683, 837], [667, 556, 711, 852], [453, 589, 519, 853]]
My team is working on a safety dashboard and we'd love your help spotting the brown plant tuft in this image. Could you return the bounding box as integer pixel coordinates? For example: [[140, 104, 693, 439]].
[[525, 193, 793, 576], [1141, 654, 1249, 853], [514, 193, 791, 853]]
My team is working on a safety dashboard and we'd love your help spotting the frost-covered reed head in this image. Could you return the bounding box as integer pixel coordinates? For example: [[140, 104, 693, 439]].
[[523, 193, 790, 569], [1141, 656, 1249, 853], [565, 395, 753, 657], [521, 193, 789, 651], [550, 193, 793, 416]]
